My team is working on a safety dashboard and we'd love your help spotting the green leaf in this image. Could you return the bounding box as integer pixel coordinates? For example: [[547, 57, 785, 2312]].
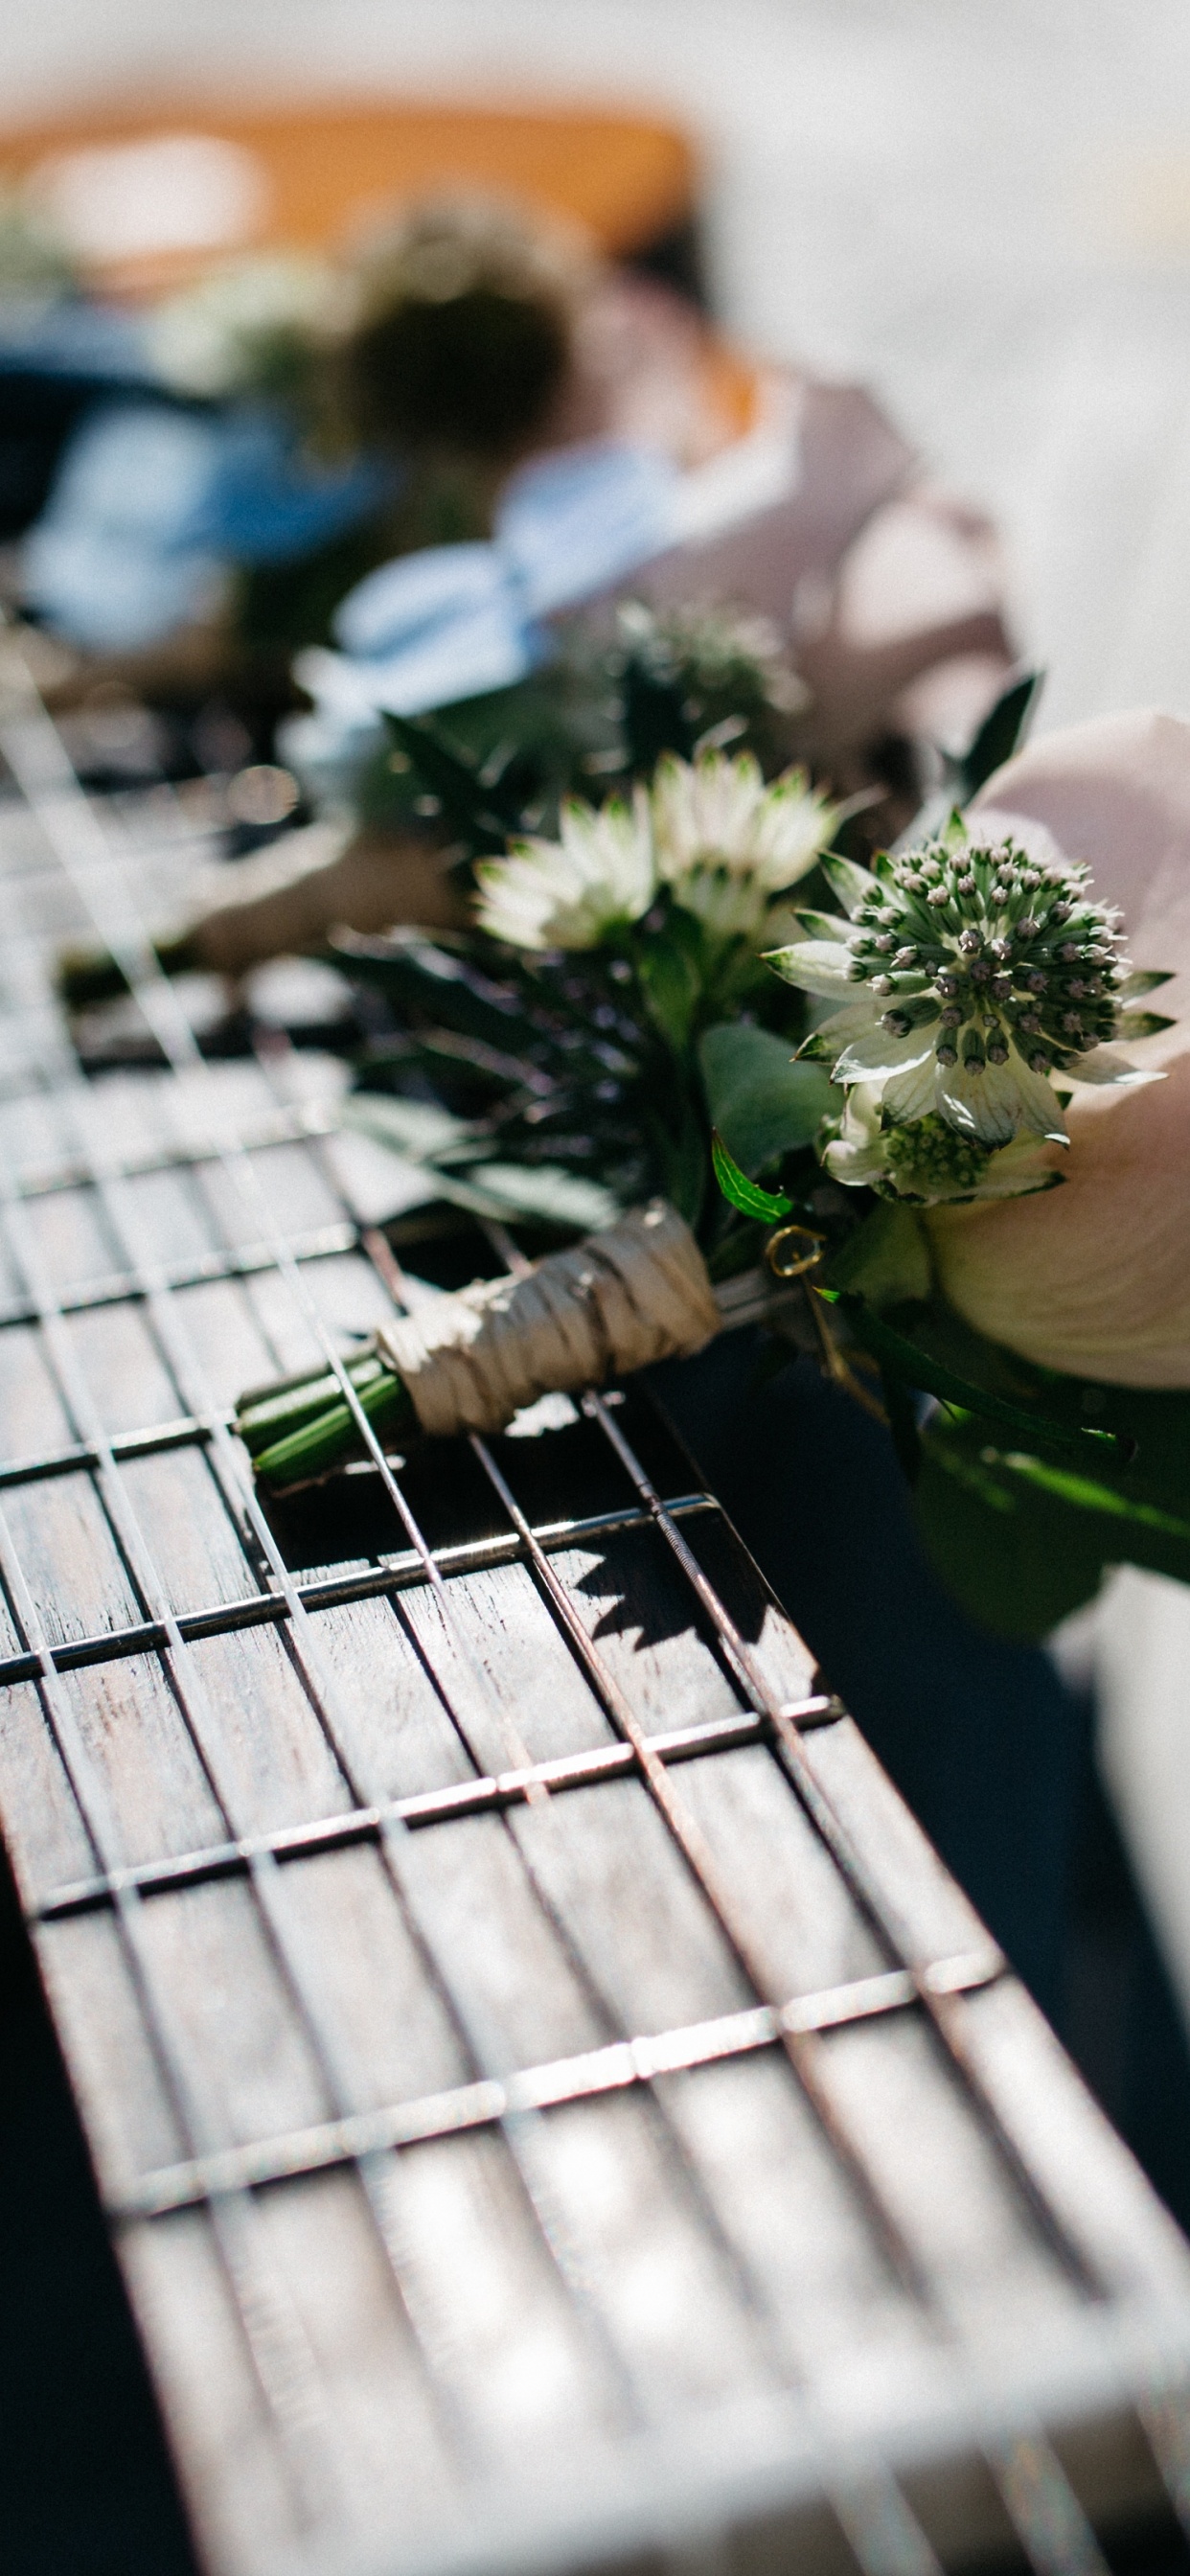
[[698, 1023, 834, 1174], [847, 1292, 1190, 1514], [335, 931, 533, 1053], [913, 1410, 1190, 1640], [955, 669, 1043, 801], [341, 1096, 614, 1228], [710, 1132, 791, 1220], [996, 1447, 1190, 1544], [342, 1092, 473, 1163], [912, 1421, 1116, 1640], [826, 1205, 931, 1306], [382, 712, 522, 854], [832, 1294, 1133, 1463], [635, 914, 704, 1052], [466, 1162, 620, 1230]]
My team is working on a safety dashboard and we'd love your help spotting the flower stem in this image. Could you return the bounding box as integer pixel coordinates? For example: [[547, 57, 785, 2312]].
[[237, 1350, 386, 1454], [236, 1351, 416, 1490]]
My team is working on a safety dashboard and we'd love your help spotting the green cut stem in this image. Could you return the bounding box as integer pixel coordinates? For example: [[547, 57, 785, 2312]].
[[237, 1350, 389, 1457], [245, 1364, 416, 1491]]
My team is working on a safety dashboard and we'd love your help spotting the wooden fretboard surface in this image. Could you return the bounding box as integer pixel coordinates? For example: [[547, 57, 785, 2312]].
[[0, 634, 1188, 2576]]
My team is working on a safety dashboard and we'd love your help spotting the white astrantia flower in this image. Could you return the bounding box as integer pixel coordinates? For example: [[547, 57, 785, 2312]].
[[474, 748, 839, 955], [652, 749, 839, 935], [822, 1084, 1063, 1205], [665, 865, 790, 943], [474, 789, 656, 950], [768, 816, 1174, 1150]]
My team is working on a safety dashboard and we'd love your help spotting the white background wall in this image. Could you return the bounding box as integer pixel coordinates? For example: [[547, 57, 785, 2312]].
[[9, 0, 1190, 1998]]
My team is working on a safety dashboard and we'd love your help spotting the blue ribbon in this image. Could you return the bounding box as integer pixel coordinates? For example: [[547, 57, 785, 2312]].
[[181, 411, 390, 563], [25, 402, 681, 677], [319, 441, 683, 716], [22, 399, 389, 651]]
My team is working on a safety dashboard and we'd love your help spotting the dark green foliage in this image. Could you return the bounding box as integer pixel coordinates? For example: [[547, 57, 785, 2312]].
[[355, 603, 812, 855], [833, 1291, 1136, 1466], [381, 711, 535, 855], [338, 911, 785, 1234], [698, 1023, 833, 1175], [820, 1276, 1190, 1636], [911, 1425, 1118, 1639], [952, 668, 1043, 801], [357, 660, 621, 843], [914, 1408, 1190, 1640], [616, 602, 807, 780]]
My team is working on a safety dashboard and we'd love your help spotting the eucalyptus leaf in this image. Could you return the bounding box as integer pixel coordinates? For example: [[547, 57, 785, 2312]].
[[698, 1023, 834, 1174]]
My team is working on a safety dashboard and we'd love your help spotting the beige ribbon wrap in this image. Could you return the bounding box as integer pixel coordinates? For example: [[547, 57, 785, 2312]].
[[374, 1202, 721, 1439]]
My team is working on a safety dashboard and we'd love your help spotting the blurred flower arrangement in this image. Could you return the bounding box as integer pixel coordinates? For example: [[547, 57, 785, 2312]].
[[57, 597, 816, 1001]]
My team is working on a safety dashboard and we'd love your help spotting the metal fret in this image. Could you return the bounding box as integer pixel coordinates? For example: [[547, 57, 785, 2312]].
[[115, 1950, 1004, 2222], [0, 1101, 338, 1204], [0, 1491, 721, 1683], [0, 1219, 360, 1328], [33, 1698, 837, 1918]]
